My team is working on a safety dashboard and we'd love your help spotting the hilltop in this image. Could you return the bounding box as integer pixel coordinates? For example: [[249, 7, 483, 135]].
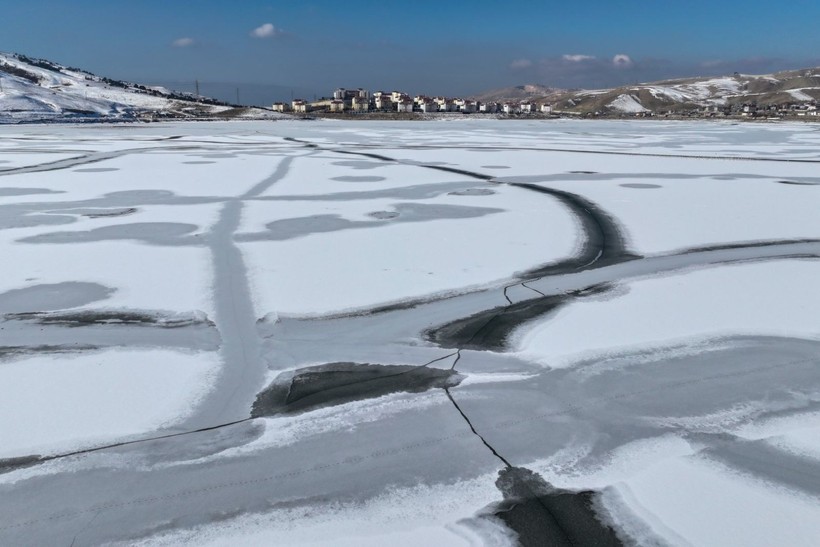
[[473, 68, 820, 117], [0, 52, 284, 123]]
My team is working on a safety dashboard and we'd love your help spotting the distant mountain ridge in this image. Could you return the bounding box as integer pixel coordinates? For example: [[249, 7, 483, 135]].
[[473, 68, 820, 115], [470, 84, 566, 103], [0, 52, 281, 123]]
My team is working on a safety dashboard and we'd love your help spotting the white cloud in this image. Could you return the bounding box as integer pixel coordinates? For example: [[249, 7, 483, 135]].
[[250, 23, 279, 39], [510, 59, 533, 70], [613, 54, 633, 67], [562, 54, 595, 62], [171, 37, 195, 48]]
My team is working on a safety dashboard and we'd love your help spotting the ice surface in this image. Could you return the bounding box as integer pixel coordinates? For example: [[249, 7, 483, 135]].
[[0, 349, 220, 458], [0, 119, 818, 546], [513, 260, 820, 367]]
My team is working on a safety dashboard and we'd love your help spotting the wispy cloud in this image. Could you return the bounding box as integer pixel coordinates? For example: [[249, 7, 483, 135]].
[[507, 53, 809, 90], [250, 23, 280, 39], [510, 58, 533, 70], [171, 37, 195, 48], [562, 54, 595, 62]]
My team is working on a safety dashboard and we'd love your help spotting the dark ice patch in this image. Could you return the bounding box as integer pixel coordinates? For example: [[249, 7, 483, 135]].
[[426, 285, 610, 351], [777, 180, 819, 186], [369, 211, 399, 220], [18, 222, 200, 246], [0, 282, 113, 313], [6, 310, 211, 328], [330, 176, 387, 182], [0, 345, 98, 360], [0, 212, 77, 230], [493, 467, 622, 547], [0, 188, 63, 197], [238, 203, 504, 242], [569, 171, 598, 174], [183, 161, 217, 165], [0, 455, 45, 475], [481, 165, 511, 169], [255, 181, 476, 202], [619, 183, 661, 189], [251, 362, 462, 417], [330, 160, 385, 170], [448, 188, 496, 196], [83, 208, 138, 218]]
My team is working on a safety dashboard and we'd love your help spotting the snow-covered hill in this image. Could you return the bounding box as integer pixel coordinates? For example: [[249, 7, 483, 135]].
[[566, 70, 820, 114], [474, 68, 820, 115], [0, 52, 283, 123]]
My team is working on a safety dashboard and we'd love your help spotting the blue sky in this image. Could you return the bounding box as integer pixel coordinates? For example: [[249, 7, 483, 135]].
[[2, 0, 819, 104]]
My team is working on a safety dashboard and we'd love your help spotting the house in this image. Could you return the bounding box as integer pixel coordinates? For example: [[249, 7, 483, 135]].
[[420, 99, 438, 113], [502, 103, 516, 114], [391, 91, 406, 103], [375, 94, 392, 110], [461, 100, 477, 113], [741, 103, 757, 116], [540, 103, 552, 114], [397, 98, 414, 113], [352, 96, 370, 112], [292, 99, 309, 113], [271, 102, 290, 113], [480, 102, 498, 113], [334, 88, 369, 101], [519, 102, 535, 114], [329, 100, 345, 112]]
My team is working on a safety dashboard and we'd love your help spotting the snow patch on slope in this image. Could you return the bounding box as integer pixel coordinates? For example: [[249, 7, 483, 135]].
[[608, 94, 649, 113]]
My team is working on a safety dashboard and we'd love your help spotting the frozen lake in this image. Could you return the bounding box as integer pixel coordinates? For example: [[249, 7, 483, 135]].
[[0, 119, 818, 546]]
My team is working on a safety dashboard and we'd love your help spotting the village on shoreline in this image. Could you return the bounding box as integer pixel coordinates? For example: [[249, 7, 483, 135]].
[[273, 87, 553, 115], [271, 86, 820, 121]]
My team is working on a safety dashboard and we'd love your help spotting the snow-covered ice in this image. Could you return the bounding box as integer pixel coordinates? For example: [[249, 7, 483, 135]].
[[0, 119, 818, 546]]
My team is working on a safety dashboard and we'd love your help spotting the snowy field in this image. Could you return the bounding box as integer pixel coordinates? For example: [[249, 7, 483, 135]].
[[0, 119, 818, 546]]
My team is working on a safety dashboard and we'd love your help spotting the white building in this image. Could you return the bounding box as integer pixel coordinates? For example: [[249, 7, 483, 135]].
[[520, 102, 534, 114], [329, 100, 345, 112], [461, 100, 477, 113], [375, 94, 392, 110], [502, 103, 516, 114], [540, 103, 553, 114], [480, 102, 498, 113], [435, 97, 456, 112], [272, 102, 290, 113], [292, 100, 309, 113], [397, 99, 414, 113], [420, 100, 438, 113], [352, 96, 370, 112]]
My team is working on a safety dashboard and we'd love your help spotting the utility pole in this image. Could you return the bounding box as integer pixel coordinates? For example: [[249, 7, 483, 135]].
[[195, 79, 199, 99]]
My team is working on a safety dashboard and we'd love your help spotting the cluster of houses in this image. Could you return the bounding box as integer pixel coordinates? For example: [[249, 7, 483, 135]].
[[621, 101, 819, 119], [272, 88, 553, 115]]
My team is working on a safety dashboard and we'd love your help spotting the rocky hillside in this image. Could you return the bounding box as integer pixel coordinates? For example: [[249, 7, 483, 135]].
[[471, 84, 566, 104], [474, 68, 820, 115], [0, 52, 284, 123]]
